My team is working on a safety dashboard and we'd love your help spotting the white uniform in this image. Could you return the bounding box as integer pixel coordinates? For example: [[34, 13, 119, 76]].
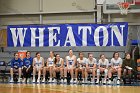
[[97, 59, 109, 77], [34, 57, 43, 70], [77, 57, 87, 69], [111, 57, 122, 68], [98, 59, 109, 68], [66, 55, 76, 68], [56, 58, 62, 67], [48, 57, 55, 67], [86, 58, 97, 67]]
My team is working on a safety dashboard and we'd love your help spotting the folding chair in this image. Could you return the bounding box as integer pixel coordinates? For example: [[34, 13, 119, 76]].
[[0, 61, 6, 82]]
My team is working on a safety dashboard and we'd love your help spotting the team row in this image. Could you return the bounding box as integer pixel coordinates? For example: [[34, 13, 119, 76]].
[[9, 49, 136, 85]]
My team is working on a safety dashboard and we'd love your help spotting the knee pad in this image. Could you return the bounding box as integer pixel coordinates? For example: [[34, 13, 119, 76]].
[[104, 69, 108, 76], [97, 69, 100, 75]]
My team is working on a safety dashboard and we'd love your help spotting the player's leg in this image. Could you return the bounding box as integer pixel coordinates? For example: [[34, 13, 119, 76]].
[[22, 67, 27, 83], [33, 67, 37, 82], [18, 68, 22, 82], [117, 68, 122, 84], [92, 68, 96, 83], [103, 69, 108, 84], [10, 68, 14, 82], [96, 69, 100, 84], [42, 67, 47, 82], [64, 67, 68, 83]]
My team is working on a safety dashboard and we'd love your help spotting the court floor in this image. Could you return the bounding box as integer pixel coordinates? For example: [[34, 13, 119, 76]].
[[0, 83, 139, 93]]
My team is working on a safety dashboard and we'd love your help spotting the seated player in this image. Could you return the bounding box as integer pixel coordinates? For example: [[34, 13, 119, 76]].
[[10, 52, 22, 83], [42, 51, 55, 83], [96, 54, 109, 84], [32, 52, 44, 83], [22, 51, 33, 83], [85, 53, 97, 83], [53, 54, 64, 83], [122, 53, 136, 83], [75, 52, 87, 83], [108, 52, 122, 85], [64, 49, 76, 83]]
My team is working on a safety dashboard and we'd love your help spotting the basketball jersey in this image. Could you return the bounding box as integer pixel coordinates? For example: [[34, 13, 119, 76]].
[[98, 59, 109, 68], [111, 57, 122, 66], [55, 58, 62, 67], [48, 57, 55, 67], [77, 57, 87, 67], [11, 58, 22, 68], [66, 55, 76, 67], [23, 57, 33, 68], [87, 58, 97, 67], [34, 57, 43, 68]]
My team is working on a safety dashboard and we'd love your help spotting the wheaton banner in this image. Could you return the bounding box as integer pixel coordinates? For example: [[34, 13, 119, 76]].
[[7, 23, 128, 47]]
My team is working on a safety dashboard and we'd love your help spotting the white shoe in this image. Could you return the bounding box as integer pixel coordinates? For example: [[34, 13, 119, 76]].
[[9, 78, 14, 83], [74, 79, 78, 84], [117, 80, 120, 85], [85, 79, 88, 84], [52, 79, 56, 83], [91, 80, 95, 84], [64, 79, 67, 83], [42, 78, 45, 83], [108, 80, 112, 84], [48, 78, 52, 83], [27, 79, 30, 83], [60, 79, 63, 83], [32, 78, 35, 83], [82, 80, 85, 84], [96, 79, 99, 84], [22, 78, 26, 83], [17, 78, 21, 83], [103, 79, 106, 84], [70, 79, 73, 83], [37, 79, 40, 83]]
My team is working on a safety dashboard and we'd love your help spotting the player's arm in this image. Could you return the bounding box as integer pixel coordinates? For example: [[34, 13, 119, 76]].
[[60, 59, 64, 68], [42, 58, 44, 68], [32, 58, 35, 67], [93, 60, 97, 69], [72, 56, 76, 67], [65, 56, 69, 68]]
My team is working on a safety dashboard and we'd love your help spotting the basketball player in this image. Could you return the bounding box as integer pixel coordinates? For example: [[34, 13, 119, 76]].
[[32, 52, 44, 83], [108, 52, 122, 85], [64, 49, 76, 83], [22, 51, 33, 83], [10, 53, 22, 83], [96, 54, 109, 84], [75, 52, 87, 83], [85, 53, 97, 83], [42, 51, 55, 83], [53, 54, 64, 83]]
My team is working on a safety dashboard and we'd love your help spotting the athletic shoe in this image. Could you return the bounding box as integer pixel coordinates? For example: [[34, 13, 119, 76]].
[[52, 79, 57, 83], [42, 78, 45, 83], [27, 79, 30, 83], [117, 80, 120, 85], [32, 78, 35, 83], [17, 78, 21, 83], [82, 80, 85, 84], [70, 78, 74, 83], [74, 79, 78, 84], [64, 79, 67, 83], [37, 79, 40, 83], [96, 79, 99, 84], [108, 80, 112, 85], [48, 78, 52, 83], [103, 79, 106, 84], [9, 78, 14, 83], [22, 78, 26, 83], [91, 80, 95, 84], [60, 79, 63, 83]]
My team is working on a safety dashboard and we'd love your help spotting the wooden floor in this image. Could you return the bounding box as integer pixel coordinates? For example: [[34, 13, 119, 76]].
[[0, 84, 140, 93]]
